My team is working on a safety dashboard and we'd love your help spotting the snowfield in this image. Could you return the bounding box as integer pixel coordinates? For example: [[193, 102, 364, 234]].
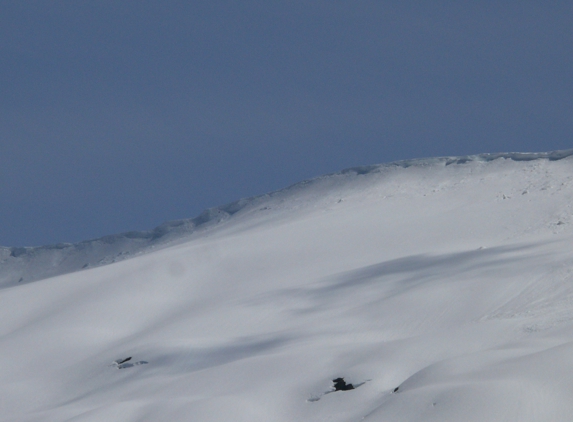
[[3, 151, 573, 421]]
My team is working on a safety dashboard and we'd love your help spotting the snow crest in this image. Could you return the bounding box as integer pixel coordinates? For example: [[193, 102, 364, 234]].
[[2, 149, 572, 288]]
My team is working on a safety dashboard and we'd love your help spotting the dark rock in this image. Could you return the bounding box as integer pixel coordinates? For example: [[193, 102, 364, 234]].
[[332, 377, 354, 391], [114, 357, 132, 365]]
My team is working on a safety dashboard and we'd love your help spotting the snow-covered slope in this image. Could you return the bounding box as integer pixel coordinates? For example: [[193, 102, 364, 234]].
[[4, 149, 572, 288], [2, 150, 573, 421]]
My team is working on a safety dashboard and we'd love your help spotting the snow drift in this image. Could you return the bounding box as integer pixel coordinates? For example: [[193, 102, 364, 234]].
[[2, 150, 573, 421]]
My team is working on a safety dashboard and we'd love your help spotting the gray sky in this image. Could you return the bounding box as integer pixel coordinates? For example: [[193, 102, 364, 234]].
[[2, 1, 572, 247]]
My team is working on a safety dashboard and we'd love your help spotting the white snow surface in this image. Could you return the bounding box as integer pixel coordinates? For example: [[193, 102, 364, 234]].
[[3, 151, 573, 421]]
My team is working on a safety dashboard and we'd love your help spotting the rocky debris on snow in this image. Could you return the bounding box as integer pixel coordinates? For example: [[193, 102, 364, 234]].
[[113, 357, 132, 365], [332, 377, 354, 391], [110, 357, 148, 369], [307, 377, 370, 402]]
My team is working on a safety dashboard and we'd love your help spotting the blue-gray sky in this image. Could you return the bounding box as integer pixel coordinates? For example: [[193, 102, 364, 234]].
[[1, 1, 572, 247]]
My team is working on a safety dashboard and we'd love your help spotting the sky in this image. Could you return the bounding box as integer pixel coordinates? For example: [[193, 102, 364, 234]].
[[1, 1, 572, 247]]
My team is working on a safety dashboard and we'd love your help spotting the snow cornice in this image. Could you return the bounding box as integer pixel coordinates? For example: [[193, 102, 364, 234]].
[[3, 149, 573, 254]]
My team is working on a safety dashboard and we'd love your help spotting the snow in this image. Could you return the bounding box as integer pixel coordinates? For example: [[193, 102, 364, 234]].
[[2, 151, 573, 421]]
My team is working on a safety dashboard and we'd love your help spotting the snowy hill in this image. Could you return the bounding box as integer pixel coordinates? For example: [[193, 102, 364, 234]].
[[2, 150, 573, 421], [4, 149, 572, 287]]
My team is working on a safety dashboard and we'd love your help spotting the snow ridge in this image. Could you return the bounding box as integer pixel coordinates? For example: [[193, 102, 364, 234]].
[[2, 149, 572, 287]]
